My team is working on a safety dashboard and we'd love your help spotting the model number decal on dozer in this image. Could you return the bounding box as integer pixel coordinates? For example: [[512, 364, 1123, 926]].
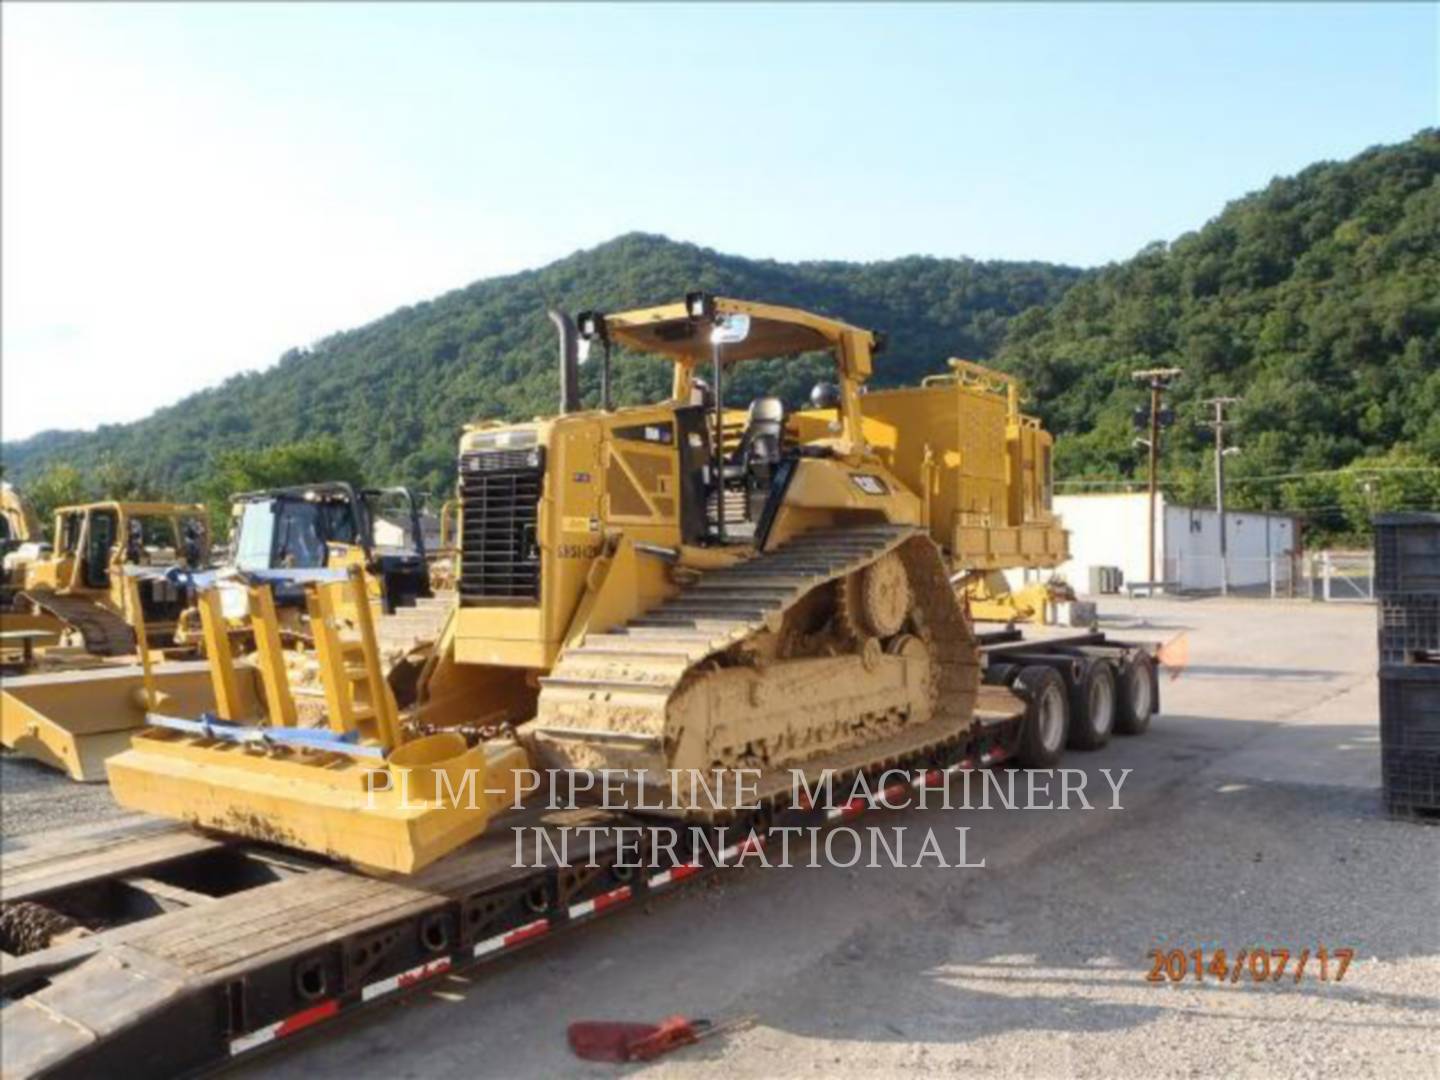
[[559, 543, 603, 559], [850, 474, 889, 495]]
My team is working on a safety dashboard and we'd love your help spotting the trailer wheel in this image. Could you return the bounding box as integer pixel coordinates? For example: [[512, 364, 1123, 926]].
[[1067, 660, 1116, 751], [1012, 664, 1069, 768], [1115, 653, 1156, 735]]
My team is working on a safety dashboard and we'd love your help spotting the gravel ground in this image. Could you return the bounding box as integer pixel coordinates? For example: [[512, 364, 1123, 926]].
[[4, 597, 1436, 1077], [0, 750, 121, 837]]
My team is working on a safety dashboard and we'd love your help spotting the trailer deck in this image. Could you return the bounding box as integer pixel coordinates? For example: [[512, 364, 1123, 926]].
[[1, 687, 1042, 1078], [1, 626, 1158, 1078]]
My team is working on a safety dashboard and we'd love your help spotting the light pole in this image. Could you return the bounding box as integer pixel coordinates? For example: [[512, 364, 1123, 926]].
[[1201, 397, 1240, 596]]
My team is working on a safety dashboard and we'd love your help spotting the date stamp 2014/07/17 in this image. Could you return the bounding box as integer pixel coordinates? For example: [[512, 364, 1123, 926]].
[[1147, 947, 1354, 985]]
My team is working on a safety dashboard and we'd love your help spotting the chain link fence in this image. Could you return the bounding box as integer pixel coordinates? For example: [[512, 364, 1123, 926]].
[[1106, 551, 1374, 600]]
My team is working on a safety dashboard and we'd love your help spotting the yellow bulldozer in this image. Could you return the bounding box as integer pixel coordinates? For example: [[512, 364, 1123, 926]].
[[9, 500, 210, 657], [224, 481, 448, 661], [1, 500, 214, 779], [106, 294, 1125, 874], [229, 482, 433, 611], [0, 484, 452, 781]]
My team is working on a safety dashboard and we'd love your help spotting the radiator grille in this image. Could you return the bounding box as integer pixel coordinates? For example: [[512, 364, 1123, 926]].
[[459, 448, 544, 601]]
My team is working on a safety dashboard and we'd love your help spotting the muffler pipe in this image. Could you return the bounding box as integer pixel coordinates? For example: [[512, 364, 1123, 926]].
[[549, 309, 581, 414]]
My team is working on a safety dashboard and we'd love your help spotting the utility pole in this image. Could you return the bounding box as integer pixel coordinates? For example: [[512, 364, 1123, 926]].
[[1131, 368, 1182, 595], [1201, 397, 1240, 596]]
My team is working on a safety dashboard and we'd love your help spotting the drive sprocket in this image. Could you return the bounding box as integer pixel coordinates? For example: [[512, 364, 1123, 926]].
[[836, 550, 911, 641]]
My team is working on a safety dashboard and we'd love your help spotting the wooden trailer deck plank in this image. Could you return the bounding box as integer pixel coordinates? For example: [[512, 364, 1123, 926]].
[[0, 814, 226, 904], [131, 869, 437, 975]]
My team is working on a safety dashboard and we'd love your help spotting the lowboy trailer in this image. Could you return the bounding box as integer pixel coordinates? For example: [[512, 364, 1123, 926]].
[[0, 627, 1156, 1079]]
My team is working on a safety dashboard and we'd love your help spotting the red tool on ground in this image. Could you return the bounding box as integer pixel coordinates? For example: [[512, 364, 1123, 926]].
[[568, 1014, 756, 1063]]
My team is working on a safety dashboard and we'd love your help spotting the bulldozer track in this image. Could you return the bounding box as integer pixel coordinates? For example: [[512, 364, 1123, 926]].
[[527, 525, 981, 810], [17, 590, 136, 657]]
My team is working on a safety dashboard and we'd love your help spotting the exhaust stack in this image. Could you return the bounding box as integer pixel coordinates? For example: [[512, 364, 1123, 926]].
[[549, 309, 581, 414]]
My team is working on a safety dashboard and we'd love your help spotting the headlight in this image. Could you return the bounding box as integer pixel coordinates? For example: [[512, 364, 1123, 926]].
[[218, 584, 250, 620], [577, 310, 606, 340], [470, 428, 538, 451]]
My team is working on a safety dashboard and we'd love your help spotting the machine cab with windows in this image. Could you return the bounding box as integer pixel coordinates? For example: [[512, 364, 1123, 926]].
[[450, 293, 920, 670], [18, 501, 210, 653], [229, 483, 431, 613]]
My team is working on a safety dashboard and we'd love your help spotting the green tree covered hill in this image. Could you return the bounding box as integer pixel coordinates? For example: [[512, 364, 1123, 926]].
[[994, 129, 1439, 537], [1, 235, 1079, 499]]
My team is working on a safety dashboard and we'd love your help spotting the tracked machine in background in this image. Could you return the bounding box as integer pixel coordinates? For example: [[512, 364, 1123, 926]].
[[1, 502, 213, 779], [229, 482, 433, 614], [0, 485, 446, 781], [10, 501, 209, 656], [225, 482, 447, 668], [108, 294, 1157, 874]]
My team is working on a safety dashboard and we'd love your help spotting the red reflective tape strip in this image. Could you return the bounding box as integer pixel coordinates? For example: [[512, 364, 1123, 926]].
[[825, 796, 863, 821], [593, 884, 632, 912], [360, 957, 452, 1002], [474, 917, 550, 958], [504, 919, 551, 947], [882, 782, 911, 804], [231, 999, 339, 1055], [719, 832, 768, 861], [276, 999, 339, 1038], [571, 883, 633, 918], [652, 862, 703, 887]]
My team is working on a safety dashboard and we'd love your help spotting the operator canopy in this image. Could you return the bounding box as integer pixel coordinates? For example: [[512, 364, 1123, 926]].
[[592, 294, 873, 366]]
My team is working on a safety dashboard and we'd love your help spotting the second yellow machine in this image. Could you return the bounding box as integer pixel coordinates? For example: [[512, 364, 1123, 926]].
[[109, 295, 1096, 873]]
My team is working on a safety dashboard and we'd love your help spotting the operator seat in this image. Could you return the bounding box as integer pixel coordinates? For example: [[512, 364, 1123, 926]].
[[724, 397, 786, 483]]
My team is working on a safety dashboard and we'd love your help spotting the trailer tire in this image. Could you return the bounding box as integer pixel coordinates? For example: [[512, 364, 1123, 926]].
[[1115, 653, 1156, 735], [1012, 664, 1069, 768], [1067, 659, 1116, 751]]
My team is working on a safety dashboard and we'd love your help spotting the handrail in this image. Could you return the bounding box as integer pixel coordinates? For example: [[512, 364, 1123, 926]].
[[922, 359, 1026, 421]]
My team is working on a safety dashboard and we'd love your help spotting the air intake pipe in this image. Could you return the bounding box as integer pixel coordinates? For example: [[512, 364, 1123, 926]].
[[549, 309, 581, 414]]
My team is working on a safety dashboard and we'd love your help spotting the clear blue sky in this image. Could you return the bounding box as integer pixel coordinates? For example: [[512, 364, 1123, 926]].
[[3, 2, 1436, 439]]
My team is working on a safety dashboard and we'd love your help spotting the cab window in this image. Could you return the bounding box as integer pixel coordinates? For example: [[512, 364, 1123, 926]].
[[234, 501, 278, 571]]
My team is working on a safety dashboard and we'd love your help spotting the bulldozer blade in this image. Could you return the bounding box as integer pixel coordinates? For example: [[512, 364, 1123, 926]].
[[107, 735, 531, 874], [0, 662, 227, 782]]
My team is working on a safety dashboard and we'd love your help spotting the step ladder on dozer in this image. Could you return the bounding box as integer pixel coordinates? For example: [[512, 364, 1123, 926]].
[[106, 566, 529, 874]]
